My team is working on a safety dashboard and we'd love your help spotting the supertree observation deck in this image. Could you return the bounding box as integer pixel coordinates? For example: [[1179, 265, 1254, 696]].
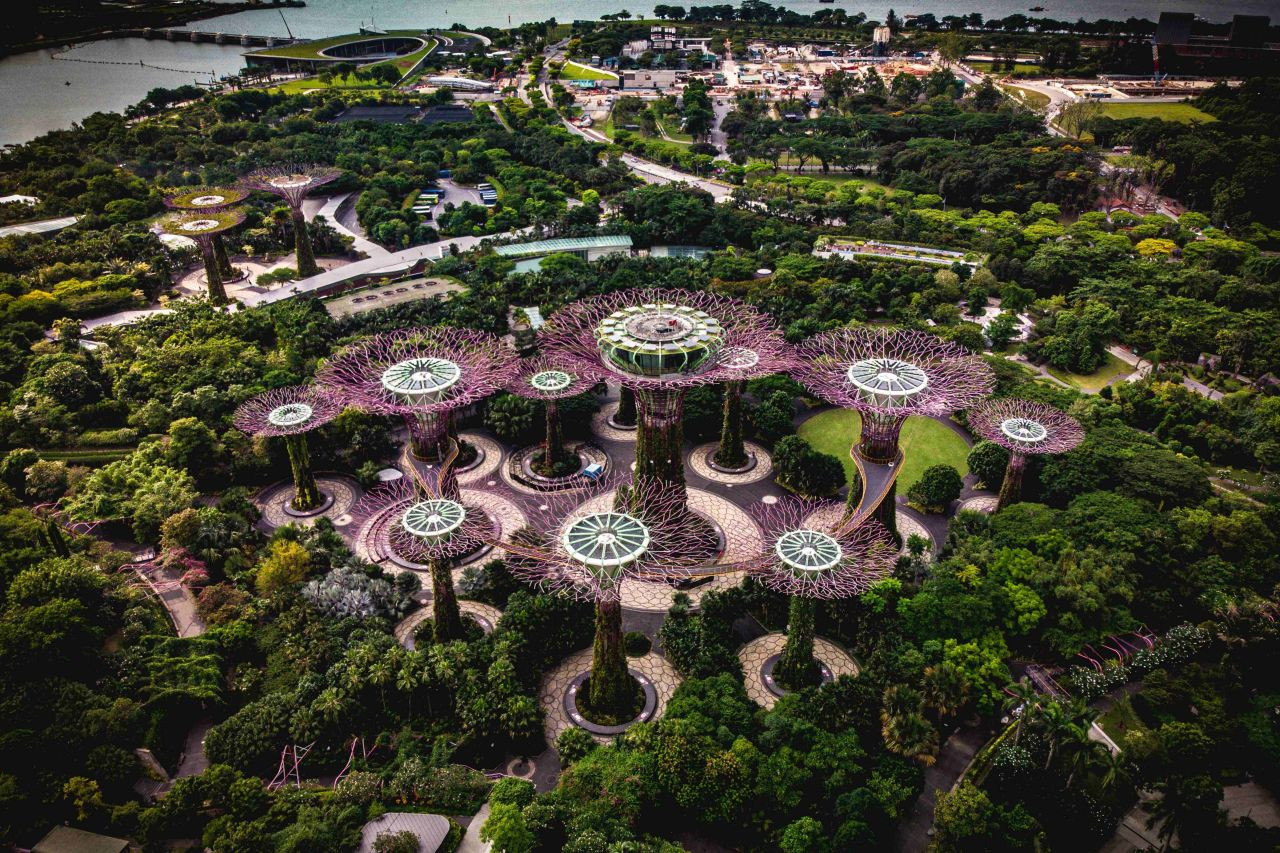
[[349, 476, 496, 642], [156, 209, 246, 306], [795, 328, 994, 533], [540, 289, 794, 502], [164, 187, 251, 282], [240, 164, 342, 277], [967, 398, 1084, 511], [496, 474, 730, 721], [233, 385, 343, 513], [504, 356, 602, 480], [747, 498, 896, 690], [316, 327, 514, 477]]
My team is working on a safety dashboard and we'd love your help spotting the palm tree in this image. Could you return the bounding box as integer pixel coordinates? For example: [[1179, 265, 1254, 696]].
[[396, 662, 419, 719], [1037, 700, 1075, 771], [1145, 775, 1223, 852], [881, 685, 940, 765], [313, 686, 348, 726], [1002, 678, 1041, 747], [923, 662, 969, 721], [368, 659, 394, 712], [1092, 749, 1134, 799]]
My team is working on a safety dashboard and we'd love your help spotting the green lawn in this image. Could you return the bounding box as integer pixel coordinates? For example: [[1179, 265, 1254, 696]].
[[1044, 351, 1132, 393], [558, 61, 618, 82], [797, 409, 971, 493], [249, 30, 429, 60], [1098, 697, 1149, 748], [1098, 101, 1216, 123], [971, 61, 1043, 75], [654, 114, 694, 144], [1002, 84, 1050, 110]]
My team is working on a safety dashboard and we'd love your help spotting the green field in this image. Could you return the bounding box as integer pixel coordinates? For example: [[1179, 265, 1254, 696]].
[[249, 30, 430, 61], [1045, 351, 1132, 392], [654, 114, 694, 144], [1098, 101, 1216, 123], [1002, 84, 1050, 110], [558, 61, 619, 82], [971, 61, 1042, 75], [797, 409, 971, 493], [1097, 697, 1149, 748], [273, 74, 387, 94]]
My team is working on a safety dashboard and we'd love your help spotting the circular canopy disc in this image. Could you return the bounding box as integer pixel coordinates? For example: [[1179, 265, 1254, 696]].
[[846, 357, 928, 406], [380, 357, 463, 399], [401, 499, 466, 540], [562, 512, 650, 568], [775, 528, 843, 573], [1000, 416, 1048, 446], [267, 402, 314, 428], [595, 303, 725, 377], [531, 369, 574, 392]]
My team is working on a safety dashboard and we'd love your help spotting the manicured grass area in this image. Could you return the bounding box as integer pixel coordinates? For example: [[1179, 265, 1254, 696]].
[[1098, 697, 1149, 747], [1002, 84, 1050, 111], [273, 74, 386, 94], [1098, 101, 1216, 123], [655, 114, 694, 144], [558, 61, 619, 82], [1044, 351, 1132, 393], [797, 409, 971, 493], [249, 30, 429, 60], [972, 61, 1043, 75]]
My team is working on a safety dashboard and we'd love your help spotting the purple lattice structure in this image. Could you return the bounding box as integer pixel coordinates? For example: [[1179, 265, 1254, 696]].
[[240, 164, 342, 276], [540, 289, 796, 495], [240, 164, 342, 207], [156, 208, 247, 305], [232, 385, 343, 438], [496, 473, 727, 603], [349, 475, 495, 568], [316, 327, 514, 461], [506, 356, 602, 401], [748, 498, 897, 599], [967, 398, 1084, 510], [796, 328, 994, 463]]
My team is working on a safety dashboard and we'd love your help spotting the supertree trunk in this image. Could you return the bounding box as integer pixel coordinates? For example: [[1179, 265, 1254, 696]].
[[406, 412, 449, 462], [877, 486, 900, 548], [589, 594, 631, 715], [776, 596, 821, 690], [714, 380, 747, 469], [997, 452, 1027, 512], [283, 433, 322, 511], [858, 410, 906, 463], [290, 205, 319, 277], [429, 557, 465, 642], [634, 387, 686, 499], [197, 238, 228, 306], [213, 233, 235, 278], [543, 399, 569, 468], [615, 386, 637, 426]]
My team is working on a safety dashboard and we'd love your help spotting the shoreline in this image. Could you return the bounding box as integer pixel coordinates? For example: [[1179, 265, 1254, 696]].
[[0, 0, 305, 60]]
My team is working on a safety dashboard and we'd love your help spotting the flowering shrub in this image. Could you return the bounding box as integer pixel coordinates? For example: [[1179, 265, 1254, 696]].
[[1063, 623, 1212, 701]]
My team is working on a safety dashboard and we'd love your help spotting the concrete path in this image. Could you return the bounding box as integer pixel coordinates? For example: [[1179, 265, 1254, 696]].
[[894, 725, 990, 852], [456, 802, 492, 853], [307, 193, 389, 258], [174, 718, 212, 778]]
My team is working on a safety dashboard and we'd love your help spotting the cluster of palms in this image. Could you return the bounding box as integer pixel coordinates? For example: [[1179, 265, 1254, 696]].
[[879, 661, 969, 766], [1002, 678, 1135, 799]]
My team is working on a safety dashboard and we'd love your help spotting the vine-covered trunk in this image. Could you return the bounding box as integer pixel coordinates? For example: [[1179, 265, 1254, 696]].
[[776, 596, 821, 690], [544, 399, 568, 467], [284, 433, 322, 511], [406, 411, 449, 462], [634, 387, 686, 503], [615, 386, 637, 426], [198, 239, 228, 306], [876, 482, 900, 547], [429, 557, 465, 642], [997, 452, 1027, 512], [291, 206, 319, 277], [714, 380, 746, 469], [213, 233, 234, 278], [589, 595, 631, 715]]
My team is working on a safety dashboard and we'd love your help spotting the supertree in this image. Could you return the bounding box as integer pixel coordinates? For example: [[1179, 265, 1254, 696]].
[[156, 209, 247, 306], [748, 499, 896, 689], [240, 164, 342, 277], [966, 398, 1084, 511], [714, 346, 778, 470], [233, 385, 344, 512], [350, 476, 493, 641], [505, 356, 601, 477], [795, 328, 994, 534], [316, 327, 514, 473], [541, 289, 793, 506], [164, 188, 250, 280], [498, 475, 725, 719]]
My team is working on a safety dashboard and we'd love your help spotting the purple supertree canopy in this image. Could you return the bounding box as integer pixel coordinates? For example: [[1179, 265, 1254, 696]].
[[496, 474, 729, 603], [240, 164, 343, 208], [155, 209, 247, 244], [746, 498, 897, 599], [795, 327, 994, 418], [233, 385, 344, 438], [539, 288, 796, 390], [505, 355, 602, 401], [967, 398, 1084, 457], [349, 476, 495, 566], [316, 327, 515, 418]]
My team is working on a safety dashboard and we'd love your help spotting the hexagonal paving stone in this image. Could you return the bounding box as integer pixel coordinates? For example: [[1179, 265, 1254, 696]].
[[737, 632, 860, 709]]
